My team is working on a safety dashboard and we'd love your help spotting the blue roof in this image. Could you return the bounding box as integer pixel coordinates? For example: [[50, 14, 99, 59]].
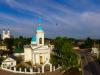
[[37, 26, 43, 30], [32, 36, 36, 42]]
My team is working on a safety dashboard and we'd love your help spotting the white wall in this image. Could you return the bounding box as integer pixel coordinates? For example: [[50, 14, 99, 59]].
[[33, 47, 51, 65], [36, 31, 44, 46], [35, 54, 40, 64], [2, 61, 16, 67], [24, 48, 32, 62]]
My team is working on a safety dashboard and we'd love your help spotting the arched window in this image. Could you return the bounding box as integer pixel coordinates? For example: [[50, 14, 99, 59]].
[[39, 38, 42, 44]]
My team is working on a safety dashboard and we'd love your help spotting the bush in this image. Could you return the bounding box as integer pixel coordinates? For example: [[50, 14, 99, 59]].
[[0, 57, 5, 65]]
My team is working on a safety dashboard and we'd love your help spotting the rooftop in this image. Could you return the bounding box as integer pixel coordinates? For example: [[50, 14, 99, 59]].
[[31, 36, 36, 42], [37, 26, 43, 30]]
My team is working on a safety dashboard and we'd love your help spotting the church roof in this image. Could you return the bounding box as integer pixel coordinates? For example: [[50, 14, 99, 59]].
[[32, 36, 36, 42], [3, 57, 16, 62], [38, 17, 43, 24], [37, 17, 43, 30], [37, 26, 43, 30]]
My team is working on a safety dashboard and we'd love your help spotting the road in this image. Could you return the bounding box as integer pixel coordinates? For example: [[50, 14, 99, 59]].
[[79, 50, 100, 75]]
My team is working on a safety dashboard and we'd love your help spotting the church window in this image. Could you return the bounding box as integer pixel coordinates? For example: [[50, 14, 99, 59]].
[[11, 63, 13, 65], [39, 38, 42, 44], [40, 56, 43, 64]]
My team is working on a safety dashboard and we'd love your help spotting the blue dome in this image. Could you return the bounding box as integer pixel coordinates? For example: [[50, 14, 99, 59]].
[[38, 17, 43, 24], [37, 26, 43, 30], [32, 36, 36, 42]]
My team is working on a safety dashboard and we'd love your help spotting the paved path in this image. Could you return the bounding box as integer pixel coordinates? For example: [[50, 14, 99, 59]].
[[80, 50, 100, 75]]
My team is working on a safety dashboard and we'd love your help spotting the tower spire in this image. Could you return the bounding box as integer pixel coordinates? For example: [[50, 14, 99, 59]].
[[36, 17, 44, 46], [38, 17, 43, 26]]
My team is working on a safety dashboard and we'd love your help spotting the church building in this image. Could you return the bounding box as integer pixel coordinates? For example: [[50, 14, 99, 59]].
[[24, 18, 53, 65], [2, 30, 10, 40]]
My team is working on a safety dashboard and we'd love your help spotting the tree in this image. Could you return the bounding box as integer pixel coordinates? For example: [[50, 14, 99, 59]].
[[0, 57, 5, 65], [51, 37, 79, 70], [79, 37, 94, 49], [96, 39, 100, 50], [3, 38, 14, 54], [14, 36, 31, 50], [84, 37, 93, 49]]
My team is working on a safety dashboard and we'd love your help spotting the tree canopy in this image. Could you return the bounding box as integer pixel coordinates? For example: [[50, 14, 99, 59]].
[[84, 37, 93, 48], [79, 37, 94, 49], [3, 38, 14, 54], [51, 37, 79, 70], [3, 36, 31, 54]]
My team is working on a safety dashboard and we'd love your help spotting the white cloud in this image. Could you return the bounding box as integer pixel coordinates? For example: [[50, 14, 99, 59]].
[[0, 0, 99, 38], [0, 12, 34, 27], [81, 12, 100, 28]]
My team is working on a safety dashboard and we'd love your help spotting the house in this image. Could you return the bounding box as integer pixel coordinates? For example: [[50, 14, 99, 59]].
[[0, 44, 7, 51], [91, 47, 99, 58], [2, 57, 16, 67]]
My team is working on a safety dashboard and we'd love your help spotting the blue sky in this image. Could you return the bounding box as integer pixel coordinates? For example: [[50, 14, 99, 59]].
[[0, 0, 100, 38]]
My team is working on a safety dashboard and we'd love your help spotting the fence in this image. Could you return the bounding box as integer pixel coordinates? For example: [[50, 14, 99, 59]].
[[0, 64, 61, 74]]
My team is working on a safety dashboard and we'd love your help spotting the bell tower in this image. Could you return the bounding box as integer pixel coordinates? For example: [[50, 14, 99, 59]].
[[2, 29, 10, 40], [36, 18, 44, 46]]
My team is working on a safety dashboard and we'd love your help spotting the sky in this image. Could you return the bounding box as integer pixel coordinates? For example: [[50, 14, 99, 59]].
[[0, 0, 100, 39]]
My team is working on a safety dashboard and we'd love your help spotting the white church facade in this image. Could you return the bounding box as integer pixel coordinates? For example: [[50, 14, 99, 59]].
[[2, 30, 10, 40], [24, 19, 53, 65]]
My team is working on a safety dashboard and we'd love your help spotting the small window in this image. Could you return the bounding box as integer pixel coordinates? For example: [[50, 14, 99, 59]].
[[11, 63, 13, 65], [39, 38, 42, 44]]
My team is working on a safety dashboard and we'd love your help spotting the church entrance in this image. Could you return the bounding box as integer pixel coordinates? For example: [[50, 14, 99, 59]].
[[40, 56, 43, 64], [44, 64, 50, 72], [42, 63, 52, 73]]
